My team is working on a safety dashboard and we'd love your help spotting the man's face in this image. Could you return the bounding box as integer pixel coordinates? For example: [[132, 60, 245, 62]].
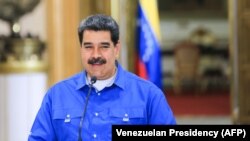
[[80, 30, 120, 80]]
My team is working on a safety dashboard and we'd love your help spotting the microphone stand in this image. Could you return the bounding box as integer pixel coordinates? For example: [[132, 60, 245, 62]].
[[78, 76, 97, 141]]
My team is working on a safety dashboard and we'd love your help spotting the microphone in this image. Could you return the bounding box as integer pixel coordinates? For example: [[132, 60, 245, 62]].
[[78, 76, 97, 141], [90, 76, 97, 84]]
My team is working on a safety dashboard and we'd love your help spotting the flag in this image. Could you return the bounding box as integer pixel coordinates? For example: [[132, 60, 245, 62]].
[[135, 0, 163, 89]]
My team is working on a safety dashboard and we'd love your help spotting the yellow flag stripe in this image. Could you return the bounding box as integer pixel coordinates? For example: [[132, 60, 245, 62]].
[[139, 0, 161, 41]]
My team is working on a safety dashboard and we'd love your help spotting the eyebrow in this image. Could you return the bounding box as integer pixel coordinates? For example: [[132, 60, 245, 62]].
[[83, 42, 92, 46], [100, 42, 110, 46]]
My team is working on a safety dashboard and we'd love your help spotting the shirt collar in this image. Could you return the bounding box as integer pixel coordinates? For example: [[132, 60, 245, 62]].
[[76, 71, 88, 90], [113, 63, 126, 90], [75, 62, 126, 90]]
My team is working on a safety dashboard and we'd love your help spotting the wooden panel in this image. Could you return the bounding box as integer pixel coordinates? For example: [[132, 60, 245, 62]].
[[46, 0, 81, 86], [79, 0, 111, 19], [238, 0, 250, 122], [241, 0, 250, 9]]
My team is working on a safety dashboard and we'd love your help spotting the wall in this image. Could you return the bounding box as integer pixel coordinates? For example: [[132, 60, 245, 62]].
[[160, 19, 228, 46], [160, 18, 229, 89], [0, 1, 47, 141]]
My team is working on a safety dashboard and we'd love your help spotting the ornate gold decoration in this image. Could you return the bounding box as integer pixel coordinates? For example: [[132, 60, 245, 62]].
[[0, 0, 47, 73]]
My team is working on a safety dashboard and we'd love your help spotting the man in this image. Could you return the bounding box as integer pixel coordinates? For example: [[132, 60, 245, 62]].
[[28, 14, 176, 141]]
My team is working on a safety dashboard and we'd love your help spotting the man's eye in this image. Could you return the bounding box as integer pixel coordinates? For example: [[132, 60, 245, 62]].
[[101, 46, 109, 48], [84, 46, 92, 48]]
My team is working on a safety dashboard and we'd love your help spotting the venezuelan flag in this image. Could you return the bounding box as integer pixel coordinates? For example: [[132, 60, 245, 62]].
[[136, 0, 163, 89]]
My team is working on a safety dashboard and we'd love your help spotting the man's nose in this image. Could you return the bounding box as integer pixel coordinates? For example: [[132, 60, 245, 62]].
[[92, 47, 101, 58]]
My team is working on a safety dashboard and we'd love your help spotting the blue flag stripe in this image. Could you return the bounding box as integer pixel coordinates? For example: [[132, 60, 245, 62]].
[[137, 3, 163, 89]]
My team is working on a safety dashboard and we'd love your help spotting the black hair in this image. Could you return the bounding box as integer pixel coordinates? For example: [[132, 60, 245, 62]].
[[78, 14, 119, 46]]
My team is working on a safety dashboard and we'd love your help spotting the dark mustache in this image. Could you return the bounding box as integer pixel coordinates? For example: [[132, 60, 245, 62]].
[[88, 57, 106, 65]]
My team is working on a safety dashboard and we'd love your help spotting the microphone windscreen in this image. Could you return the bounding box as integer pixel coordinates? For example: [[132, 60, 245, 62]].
[[90, 76, 97, 84]]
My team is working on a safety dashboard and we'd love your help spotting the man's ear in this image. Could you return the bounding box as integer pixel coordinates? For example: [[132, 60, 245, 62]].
[[115, 41, 121, 59]]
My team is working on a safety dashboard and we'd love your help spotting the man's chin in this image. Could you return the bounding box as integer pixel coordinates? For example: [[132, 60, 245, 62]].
[[88, 73, 102, 79]]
